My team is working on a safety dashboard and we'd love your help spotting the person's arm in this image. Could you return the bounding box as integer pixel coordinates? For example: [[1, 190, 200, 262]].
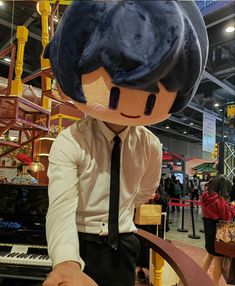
[[134, 136, 162, 207], [43, 129, 97, 286], [217, 197, 235, 221]]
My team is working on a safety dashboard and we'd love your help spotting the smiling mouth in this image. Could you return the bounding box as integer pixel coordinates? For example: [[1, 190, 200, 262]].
[[120, 112, 141, 119]]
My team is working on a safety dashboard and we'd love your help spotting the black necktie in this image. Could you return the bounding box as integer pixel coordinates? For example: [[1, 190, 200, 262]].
[[108, 135, 121, 250]]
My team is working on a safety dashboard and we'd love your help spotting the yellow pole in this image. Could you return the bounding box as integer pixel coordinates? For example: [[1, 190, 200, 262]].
[[152, 251, 164, 286], [38, 0, 52, 110], [10, 26, 28, 96]]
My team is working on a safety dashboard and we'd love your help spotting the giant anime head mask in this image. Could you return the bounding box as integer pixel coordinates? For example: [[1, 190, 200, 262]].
[[45, 0, 208, 126]]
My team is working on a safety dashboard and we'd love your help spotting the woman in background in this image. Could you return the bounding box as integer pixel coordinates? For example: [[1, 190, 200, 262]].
[[229, 176, 235, 202], [201, 174, 235, 286]]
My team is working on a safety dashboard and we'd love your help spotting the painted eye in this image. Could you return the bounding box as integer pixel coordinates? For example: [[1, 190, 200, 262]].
[[144, 94, 156, 116], [109, 87, 120, 110]]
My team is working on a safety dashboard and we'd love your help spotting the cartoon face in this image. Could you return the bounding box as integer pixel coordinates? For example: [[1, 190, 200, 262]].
[[68, 67, 177, 126], [45, 0, 208, 126]]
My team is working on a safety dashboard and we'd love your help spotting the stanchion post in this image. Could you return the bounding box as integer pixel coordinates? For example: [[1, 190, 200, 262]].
[[188, 201, 200, 239], [177, 199, 188, 232]]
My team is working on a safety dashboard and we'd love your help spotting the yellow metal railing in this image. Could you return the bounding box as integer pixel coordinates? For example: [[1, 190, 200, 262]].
[[10, 26, 28, 96], [38, 0, 52, 110]]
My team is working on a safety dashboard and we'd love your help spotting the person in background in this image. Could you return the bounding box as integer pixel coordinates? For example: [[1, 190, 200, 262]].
[[184, 174, 190, 196], [170, 175, 183, 212], [135, 186, 169, 284], [164, 174, 172, 198], [229, 176, 235, 202], [190, 174, 201, 208], [201, 174, 235, 286]]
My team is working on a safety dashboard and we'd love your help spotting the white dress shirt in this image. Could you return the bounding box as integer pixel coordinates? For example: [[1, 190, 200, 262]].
[[46, 117, 162, 269]]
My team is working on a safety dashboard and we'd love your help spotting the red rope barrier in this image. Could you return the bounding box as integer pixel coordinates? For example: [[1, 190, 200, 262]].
[[168, 202, 191, 207], [169, 197, 202, 205]]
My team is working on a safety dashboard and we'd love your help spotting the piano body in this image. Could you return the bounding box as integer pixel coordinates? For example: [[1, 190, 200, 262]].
[[0, 183, 52, 281]]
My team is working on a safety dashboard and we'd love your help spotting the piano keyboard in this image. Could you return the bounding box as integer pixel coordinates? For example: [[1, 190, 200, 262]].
[[0, 251, 52, 266], [0, 244, 52, 267]]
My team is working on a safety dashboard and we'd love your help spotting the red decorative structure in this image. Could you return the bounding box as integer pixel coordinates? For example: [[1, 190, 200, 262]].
[[0, 96, 50, 158]]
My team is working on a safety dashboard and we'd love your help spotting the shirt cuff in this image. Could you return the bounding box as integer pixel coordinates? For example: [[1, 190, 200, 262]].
[[50, 244, 85, 271]]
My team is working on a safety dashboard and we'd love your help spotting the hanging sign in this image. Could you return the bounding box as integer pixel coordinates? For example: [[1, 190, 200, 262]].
[[202, 113, 216, 152]]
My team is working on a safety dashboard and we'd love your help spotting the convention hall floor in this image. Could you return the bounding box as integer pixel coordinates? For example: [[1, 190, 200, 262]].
[[135, 206, 228, 286]]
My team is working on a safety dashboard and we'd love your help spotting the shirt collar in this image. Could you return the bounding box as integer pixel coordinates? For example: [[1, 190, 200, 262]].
[[97, 120, 130, 143]]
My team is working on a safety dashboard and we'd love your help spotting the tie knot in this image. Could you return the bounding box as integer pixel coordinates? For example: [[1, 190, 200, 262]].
[[113, 135, 121, 144]]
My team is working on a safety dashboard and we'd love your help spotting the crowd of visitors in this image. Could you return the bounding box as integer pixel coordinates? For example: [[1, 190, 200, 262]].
[[135, 172, 235, 285]]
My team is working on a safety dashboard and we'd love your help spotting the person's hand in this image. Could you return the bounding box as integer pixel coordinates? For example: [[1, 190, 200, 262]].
[[42, 261, 98, 286]]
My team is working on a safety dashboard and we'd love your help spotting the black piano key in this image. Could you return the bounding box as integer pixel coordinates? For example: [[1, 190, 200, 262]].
[[16, 253, 25, 258], [10, 252, 19, 257]]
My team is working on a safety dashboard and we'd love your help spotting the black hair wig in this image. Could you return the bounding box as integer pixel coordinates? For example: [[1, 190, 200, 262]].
[[44, 0, 208, 113], [208, 174, 232, 199]]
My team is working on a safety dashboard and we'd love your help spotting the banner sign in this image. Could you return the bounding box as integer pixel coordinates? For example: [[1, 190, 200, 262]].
[[203, 113, 216, 152]]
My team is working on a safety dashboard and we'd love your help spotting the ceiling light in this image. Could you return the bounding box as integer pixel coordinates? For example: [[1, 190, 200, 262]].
[[0, 1, 3, 7], [165, 125, 170, 129], [214, 103, 219, 107], [224, 135, 227, 138], [3, 57, 11, 63], [225, 26, 235, 33], [189, 122, 194, 126], [183, 131, 187, 134], [53, 16, 59, 23]]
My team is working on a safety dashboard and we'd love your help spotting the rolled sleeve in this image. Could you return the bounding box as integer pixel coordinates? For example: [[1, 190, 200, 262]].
[[46, 130, 85, 270], [134, 136, 162, 207]]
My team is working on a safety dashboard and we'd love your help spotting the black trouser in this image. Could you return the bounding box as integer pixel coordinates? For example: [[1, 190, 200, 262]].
[[191, 189, 199, 201], [79, 232, 141, 286]]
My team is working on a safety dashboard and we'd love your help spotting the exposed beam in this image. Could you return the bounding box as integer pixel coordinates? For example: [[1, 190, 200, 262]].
[[149, 126, 202, 142], [206, 13, 235, 29], [0, 12, 38, 50], [188, 102, 223, 122], [0, 18, 41, 41], [203, 71, 235, 96], [0, 59, 35, 74], [168, 115, 202, 132]]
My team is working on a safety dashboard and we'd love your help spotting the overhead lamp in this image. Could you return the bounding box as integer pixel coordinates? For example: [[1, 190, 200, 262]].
[[165, 125, 170, 129], [214, 103, 219, 107], [27, 160, 45, 172], [225, 26, 235, 33], [0, 1, 3, 7], [53, 16, 59, 23], [183, 131, 187, 134], [189, 122, 194, 126], [3, 57, 11, 63]]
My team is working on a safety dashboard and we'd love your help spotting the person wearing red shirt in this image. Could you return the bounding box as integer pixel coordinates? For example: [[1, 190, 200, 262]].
[[201, 174, 235, 286]]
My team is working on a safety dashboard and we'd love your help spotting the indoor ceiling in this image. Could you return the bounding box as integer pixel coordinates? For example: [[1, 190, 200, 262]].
[[0, 0, 234, 144]]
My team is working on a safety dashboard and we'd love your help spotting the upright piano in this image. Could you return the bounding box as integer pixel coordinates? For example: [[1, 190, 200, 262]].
[[0, 184, 52, 281]]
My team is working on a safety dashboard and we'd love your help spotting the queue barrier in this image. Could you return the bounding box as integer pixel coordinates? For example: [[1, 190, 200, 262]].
[[168, 197, 202, 239]]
